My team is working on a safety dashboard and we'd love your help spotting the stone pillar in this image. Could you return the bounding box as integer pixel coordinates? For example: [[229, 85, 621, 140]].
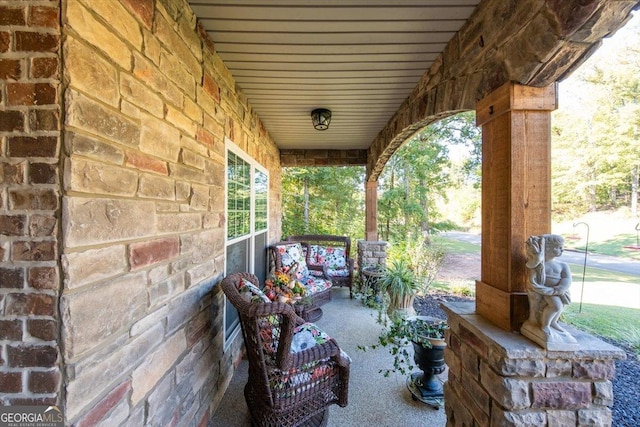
[[365, 180, 378, 241], [356, 240, 387, 281], [475, 82, 557, 331], [443, 302, 625, 427]]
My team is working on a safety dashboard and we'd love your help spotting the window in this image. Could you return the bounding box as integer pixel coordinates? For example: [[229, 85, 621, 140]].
[[224, 139, 269, 347]]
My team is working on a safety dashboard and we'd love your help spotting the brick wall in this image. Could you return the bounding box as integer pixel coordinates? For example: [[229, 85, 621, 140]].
[[0, 0, 62, 406], [3, 0, 281, 424]]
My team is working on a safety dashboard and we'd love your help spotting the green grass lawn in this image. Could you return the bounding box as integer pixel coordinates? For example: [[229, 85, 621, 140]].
[[562, 303, 640, 353]]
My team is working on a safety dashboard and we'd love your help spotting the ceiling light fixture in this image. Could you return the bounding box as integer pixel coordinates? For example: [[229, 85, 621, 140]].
[[311, 108, 331, 130]]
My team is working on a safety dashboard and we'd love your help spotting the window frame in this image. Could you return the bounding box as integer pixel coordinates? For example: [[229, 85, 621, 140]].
[[223, 138, 269, 350]]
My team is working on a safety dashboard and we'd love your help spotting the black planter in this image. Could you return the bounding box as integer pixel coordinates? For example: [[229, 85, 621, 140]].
[[411, 340, 446, 399]]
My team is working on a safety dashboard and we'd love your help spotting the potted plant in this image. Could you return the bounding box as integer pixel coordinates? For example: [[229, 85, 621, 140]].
[[379, 259, 420, 317]]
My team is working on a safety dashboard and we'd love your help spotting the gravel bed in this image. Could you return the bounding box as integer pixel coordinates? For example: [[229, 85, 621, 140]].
[[414, 292, 639, 426]]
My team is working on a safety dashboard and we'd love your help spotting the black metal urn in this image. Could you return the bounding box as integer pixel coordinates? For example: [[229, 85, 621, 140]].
[[410, 338, 446, 400]]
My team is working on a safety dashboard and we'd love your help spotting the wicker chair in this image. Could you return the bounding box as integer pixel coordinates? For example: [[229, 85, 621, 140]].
[[221, 272, 350, 427], [268, 242, 333, 306], [285, 235, 354, 298]]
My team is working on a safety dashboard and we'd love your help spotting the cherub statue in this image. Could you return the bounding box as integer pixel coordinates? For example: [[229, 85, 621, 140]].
[[521, 234, 578, 350]]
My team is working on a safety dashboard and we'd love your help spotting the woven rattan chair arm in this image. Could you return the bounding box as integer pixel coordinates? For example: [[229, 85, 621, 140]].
[[281, 338, 343, 371]]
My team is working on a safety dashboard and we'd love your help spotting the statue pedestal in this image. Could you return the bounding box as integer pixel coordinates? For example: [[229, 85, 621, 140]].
[[443, 302, 625, 427], [521, 320, 579, 351]]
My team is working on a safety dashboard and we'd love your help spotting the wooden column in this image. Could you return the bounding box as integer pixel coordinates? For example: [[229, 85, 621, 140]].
[[365, 180, 378, 241], [475, 82, 557, 331]]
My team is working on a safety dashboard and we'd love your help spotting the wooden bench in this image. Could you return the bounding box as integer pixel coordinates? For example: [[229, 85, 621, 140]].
[[285, 235, 355, 298]]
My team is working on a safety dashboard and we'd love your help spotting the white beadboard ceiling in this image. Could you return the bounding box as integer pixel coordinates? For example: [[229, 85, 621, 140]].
[[190, 1, 482, 150]]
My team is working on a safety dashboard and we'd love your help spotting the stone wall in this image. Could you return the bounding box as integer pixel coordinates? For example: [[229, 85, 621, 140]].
[[356, 240, 387, 273], [443, 303, 625, 427], [0, 0, 62, 406], [3, 0, 281, 424]]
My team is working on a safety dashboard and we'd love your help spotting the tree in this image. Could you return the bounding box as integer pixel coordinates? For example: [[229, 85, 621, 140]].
[[378, 112, 481, 242], [281, 166, 365, 239], [553, 17, 640, 217]]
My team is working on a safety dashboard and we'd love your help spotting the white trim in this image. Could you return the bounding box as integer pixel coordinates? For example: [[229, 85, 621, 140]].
[[223, 137, 270, 351]]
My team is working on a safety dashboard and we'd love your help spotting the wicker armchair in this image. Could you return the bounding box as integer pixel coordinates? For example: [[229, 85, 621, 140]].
[[268, 242, 333, 306], [221, 272, 350, 427]]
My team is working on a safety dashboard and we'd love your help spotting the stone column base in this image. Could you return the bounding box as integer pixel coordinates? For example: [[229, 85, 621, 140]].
[[442, 302, 625, 427], [356, 240, 387, 281]]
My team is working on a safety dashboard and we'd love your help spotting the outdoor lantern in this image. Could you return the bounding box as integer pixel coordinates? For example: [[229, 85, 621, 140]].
[[311, 108, 331, 130]]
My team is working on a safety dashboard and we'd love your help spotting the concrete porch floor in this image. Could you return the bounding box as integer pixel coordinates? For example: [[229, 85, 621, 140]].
[[211, 287, 447, 427]]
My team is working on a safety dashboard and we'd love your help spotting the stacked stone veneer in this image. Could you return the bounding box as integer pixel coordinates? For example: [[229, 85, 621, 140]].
[[443, 302, 625, 427], [356, 240, 387, 278], [2, 0, 281, 425]]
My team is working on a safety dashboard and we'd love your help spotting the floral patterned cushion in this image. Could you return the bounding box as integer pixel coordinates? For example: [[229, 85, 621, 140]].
[[275, 243, 310, 278], [301, 276, 332, 294], [269, 323, 334, 398], [315, 246, 347, 268], [238, 278, 271, 303], [290, 323, 330, 353]]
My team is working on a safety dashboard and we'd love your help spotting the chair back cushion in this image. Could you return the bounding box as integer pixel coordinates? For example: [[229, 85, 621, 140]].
[[275, 243, 309, 278], [315, 246, 346, 268]]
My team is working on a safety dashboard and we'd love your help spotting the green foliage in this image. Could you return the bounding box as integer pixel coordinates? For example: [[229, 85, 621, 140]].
[[378, 112, 481, 241], [552, 18, 640, 215], [281, 166, 365, 238], [379, 260, 420, 301], [387, 234, 445, 294], [358, 316, 448, 377]]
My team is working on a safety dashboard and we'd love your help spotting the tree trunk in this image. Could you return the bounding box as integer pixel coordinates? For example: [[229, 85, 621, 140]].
[[632, 165, 638, 217], [303, 176, 309, 232]]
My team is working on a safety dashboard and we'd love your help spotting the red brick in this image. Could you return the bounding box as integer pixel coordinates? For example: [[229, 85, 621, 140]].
[[0, 266, 25, 288], [29, 214, 57, 237], [203, 73, 220, 102], [196, 127, 214, 148], [28, 266, 58, 290], [125, 151, 169, 174], [0, 162, 25, 185], [7, 344, 58, 368], [15, 31, 59, 53], [9, 188, 58, 210], [5, 293, 56, 317], [0, 372, 23, 393], [8, 136, 58, 157], [29, 109, 59, 131], [0, 59, 21, 80], [0, 214, 26, 236], [28, 6, 59, 28], [11, 240, 57, 262], [27, 319, 57, 341], [0, 32, 10, 53], [129, 237, 180, 269], [30, 57, 58, 78], [28, 369, 60, 393], [0, 6, 26, 26], [76, 381, 131, 427], [0, 319, 23, 340], [30, 163, 57, 184], [121, 0, 153, 29], [0, 110, 24, 132], [7, 83, 57, 106]]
